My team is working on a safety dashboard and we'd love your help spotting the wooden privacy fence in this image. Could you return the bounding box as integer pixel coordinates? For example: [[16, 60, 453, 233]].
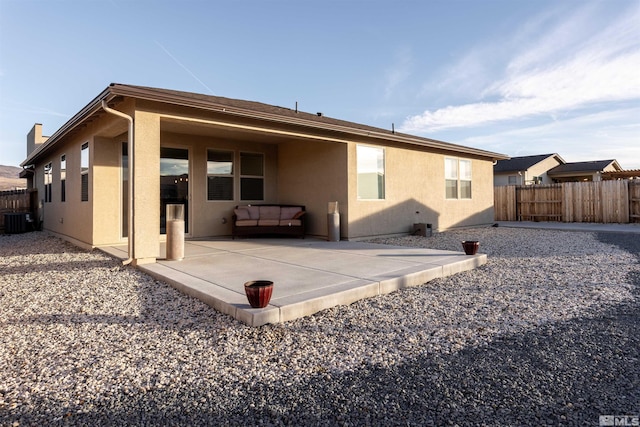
[[494, 181, 640, 223], [0, 189, 36, 232]]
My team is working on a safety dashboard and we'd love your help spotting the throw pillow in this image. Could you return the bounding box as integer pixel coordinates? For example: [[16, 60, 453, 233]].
[[234, 208, 251, 220]]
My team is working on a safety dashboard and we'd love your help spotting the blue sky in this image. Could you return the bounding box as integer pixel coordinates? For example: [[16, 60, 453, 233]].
[[1, 0, 639, 168]]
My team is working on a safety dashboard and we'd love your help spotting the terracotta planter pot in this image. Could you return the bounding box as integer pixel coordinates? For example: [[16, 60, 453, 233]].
[[461, 240, 479, 255], [244, 280, 274, 308]]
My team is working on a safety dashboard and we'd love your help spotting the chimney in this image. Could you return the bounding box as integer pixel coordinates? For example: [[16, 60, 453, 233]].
[[27, 123, 48, 157]]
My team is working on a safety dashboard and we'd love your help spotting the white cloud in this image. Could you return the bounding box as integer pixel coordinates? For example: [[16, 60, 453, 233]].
[[400, 4, 640, 133], [425, 49, 495, 101], [458, 107, 640, 168]]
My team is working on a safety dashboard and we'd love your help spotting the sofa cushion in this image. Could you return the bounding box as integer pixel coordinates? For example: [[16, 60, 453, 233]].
[[234, 208, 251, 220], [259, 206, 281, 220], [279, 219, 302, 226], [235, 219, 258, 226], [238, 205, 260, 220], [280, 206, 303, 220], [258, 219, 280, 226]]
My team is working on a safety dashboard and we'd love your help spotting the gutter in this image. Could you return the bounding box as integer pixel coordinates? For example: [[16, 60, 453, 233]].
[[101, 100, 134, 266]]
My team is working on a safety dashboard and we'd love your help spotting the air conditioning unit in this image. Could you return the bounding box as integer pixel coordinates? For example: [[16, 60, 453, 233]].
[[4, 213, 27, 234]]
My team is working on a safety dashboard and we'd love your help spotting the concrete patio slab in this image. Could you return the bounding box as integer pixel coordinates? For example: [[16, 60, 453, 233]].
[[102, 238, 486, 326]]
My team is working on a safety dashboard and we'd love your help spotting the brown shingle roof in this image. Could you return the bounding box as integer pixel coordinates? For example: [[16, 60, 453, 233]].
[[547, 160, 620, 175], [493, 154, 564, 173]]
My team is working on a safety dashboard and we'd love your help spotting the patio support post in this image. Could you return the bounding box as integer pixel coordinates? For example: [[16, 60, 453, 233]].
[[130, 111, 160, 265]]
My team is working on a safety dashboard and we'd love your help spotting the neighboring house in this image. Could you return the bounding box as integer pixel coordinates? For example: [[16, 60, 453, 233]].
[[21, 83, 507, 265], [493, 153, 565, 186], [547, 160, 622, 182]]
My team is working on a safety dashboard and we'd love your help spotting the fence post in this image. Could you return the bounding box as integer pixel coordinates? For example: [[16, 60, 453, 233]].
[[620, 180, 629, 223]]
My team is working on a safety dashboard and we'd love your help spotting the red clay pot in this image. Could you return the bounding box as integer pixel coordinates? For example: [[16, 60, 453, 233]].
[[244, 280, 274, 308], [461, 240, 480, 255]]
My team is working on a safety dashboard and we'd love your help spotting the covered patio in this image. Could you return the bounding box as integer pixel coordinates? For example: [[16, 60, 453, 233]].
[[102, 238, 486, 326]]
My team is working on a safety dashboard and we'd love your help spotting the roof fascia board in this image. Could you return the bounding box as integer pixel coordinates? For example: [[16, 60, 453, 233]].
[[553, 154, 566, 164]]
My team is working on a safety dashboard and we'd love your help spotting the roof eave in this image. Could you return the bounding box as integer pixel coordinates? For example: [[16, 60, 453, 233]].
[[21, 86, 118, 166]]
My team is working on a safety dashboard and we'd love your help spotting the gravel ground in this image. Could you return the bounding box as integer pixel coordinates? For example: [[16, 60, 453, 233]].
[[1, 228, 638, 426]]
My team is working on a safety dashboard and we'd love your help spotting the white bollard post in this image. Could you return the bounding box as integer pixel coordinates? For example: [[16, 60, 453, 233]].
[[166, 204, 185, 261]]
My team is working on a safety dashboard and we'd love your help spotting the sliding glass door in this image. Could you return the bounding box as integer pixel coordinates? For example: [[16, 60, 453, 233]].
[[160, 147, 189, 234]]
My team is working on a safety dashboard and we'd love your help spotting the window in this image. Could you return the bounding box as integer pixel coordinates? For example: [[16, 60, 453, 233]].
[[240, 152, 264, 201], [357, 145, 385, 199], [445, 158, 458, 199], [81, 142, 89, 202], [44, 163, 52, 203], [445, 158, 472, 199], [460, 159, 472, 198], [160, 147, 189, 234], [207, 150, 234, 200], [60, 155, 66, 202], [508, 175, 517, 185]]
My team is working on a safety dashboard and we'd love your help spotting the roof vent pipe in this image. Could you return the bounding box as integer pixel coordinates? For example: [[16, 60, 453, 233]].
[[101, 100, 134, 265], [317, 112, 323, 117]]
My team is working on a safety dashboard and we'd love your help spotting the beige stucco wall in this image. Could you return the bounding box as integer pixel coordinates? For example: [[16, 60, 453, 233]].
[[32, 127, 97, 247], [92, 136, 125, 245], [27, 106, 133, 250], [277, 140, 348, 238], [347, 143, 495, 238], [161, 130, 279, 238]]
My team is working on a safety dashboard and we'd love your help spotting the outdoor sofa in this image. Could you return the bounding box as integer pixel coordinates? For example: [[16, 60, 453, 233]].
[[232, 204, 306, 239]]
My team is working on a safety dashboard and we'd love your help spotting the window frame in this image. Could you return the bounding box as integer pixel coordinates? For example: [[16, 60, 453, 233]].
[[239, 151, 264, 201], [356, 144, 386, 200], [81, 142, 89, 202], [445, 157, 472, 200], [60, 154, 66, 202], [459, 159, 472, 199], [44, 162, 52, 203], [444, 158, 458, 199], [206, 149, 235, 201]]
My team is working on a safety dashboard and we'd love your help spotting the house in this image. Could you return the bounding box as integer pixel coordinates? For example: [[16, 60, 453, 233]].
[[21, 83, 507, 266], [493, 153, 565, 186], [547, 160, 623, 182]]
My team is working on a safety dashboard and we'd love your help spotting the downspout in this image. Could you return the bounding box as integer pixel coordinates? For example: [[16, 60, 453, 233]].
[[101, 100, 134, 265]]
